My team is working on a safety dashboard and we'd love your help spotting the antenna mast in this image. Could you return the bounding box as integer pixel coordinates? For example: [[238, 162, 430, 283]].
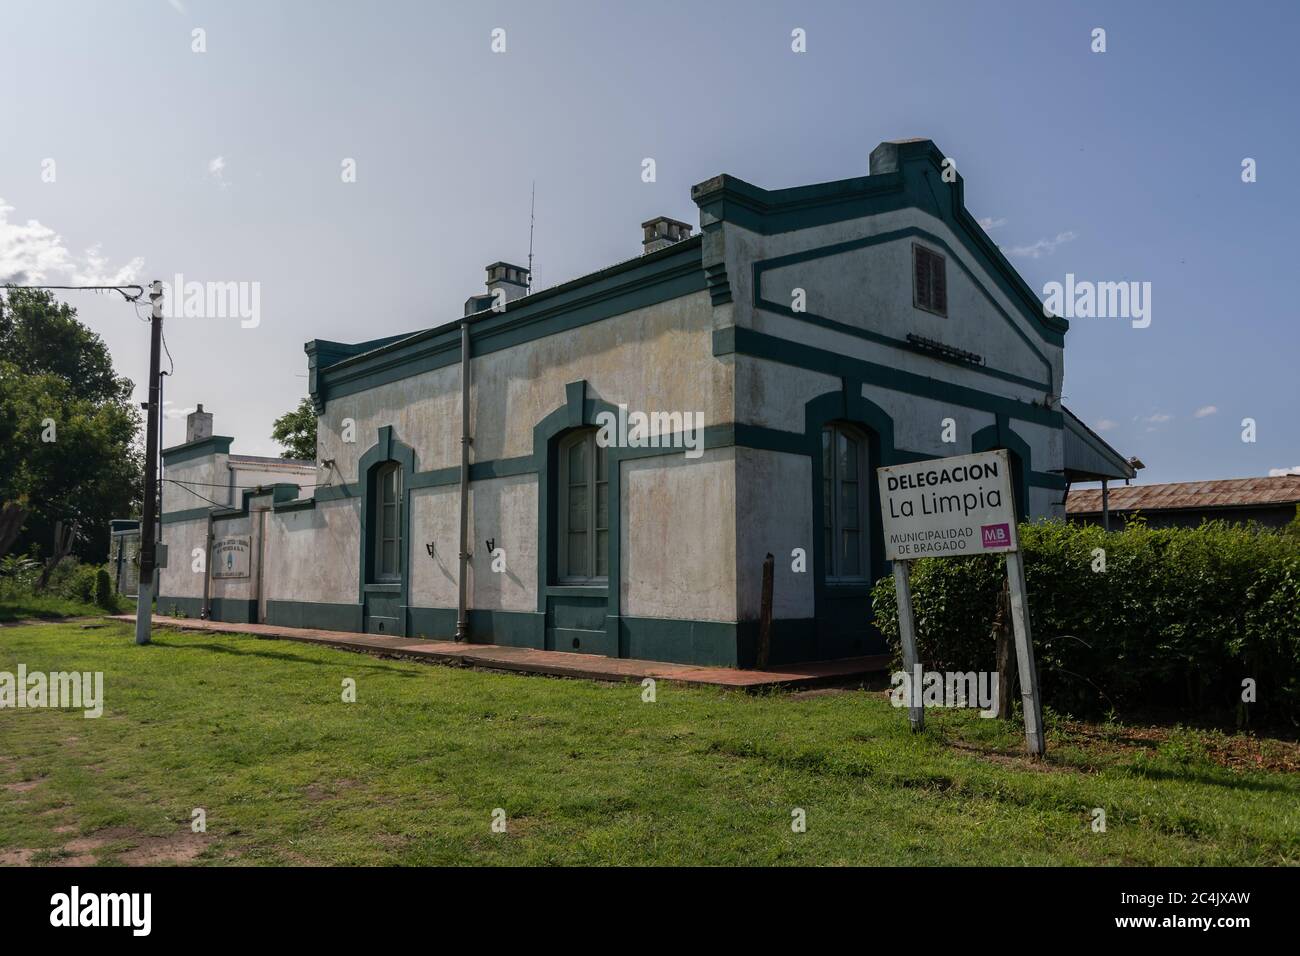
[[527, 180, 536, 292]]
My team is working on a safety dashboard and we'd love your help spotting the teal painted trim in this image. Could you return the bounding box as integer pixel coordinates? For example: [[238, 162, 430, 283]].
[[405, 606, 546, 648], [1029, 471, 1068, 490], [471, 609, 545, 648], [267, 600, 363, 632], [156, 595, 204, 619], [161, 507, 212, 525], [533, 381, 623, 622], [618, 617, 739, 668], [805, 383, 895, 638], [692, 140, 1067, 345], [356, 426, 417, 636], [174, 482, 305, 524], [161, 435, 233, 464], [307, 335, 414, 414], [972, 419, 1033, 521], [722, 326, 1064, 430], [471, 455, 537, 480], [735, 617, 883, 666], [210, 597, 258, 624], [273, 496, 316, 513], [751, 226, 1054, 389], [316, 239, 707, 407], [712, 325, 736, 356], [703, 262, 732, 306], [313, 482, 360, 502], [156, 595, 257, 624]]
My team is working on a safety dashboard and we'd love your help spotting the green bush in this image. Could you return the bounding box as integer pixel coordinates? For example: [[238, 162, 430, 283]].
[[94, 567, 114, 610], [870, 520, 1300, 727], [55, 561, 99, 604]]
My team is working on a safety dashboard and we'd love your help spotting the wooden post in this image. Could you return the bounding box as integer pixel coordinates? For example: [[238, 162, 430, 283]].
[[1005, 550, 1045, 755], [756, 552, 774, 669], [993, 575, 1015, 719], [892, 560, 924, 732]]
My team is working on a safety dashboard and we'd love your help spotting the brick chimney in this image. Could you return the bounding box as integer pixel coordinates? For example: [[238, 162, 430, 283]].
[[186, 404, 213, 443], [465, 261, 530, 316], [642, 216, 692, 254]]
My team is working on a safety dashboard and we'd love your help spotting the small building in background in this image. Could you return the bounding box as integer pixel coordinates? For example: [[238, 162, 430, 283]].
[[1067, 475, 1300, 530]]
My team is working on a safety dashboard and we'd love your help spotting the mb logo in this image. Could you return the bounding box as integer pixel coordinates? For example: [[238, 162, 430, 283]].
[[980, 523, 1010, 548]]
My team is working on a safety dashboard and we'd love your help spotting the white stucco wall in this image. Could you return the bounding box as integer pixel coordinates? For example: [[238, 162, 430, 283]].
[[317, 289, 731, 482], [264, 499, 360, 605], [734, 448, 814, 620], [620, 448, 736, 622]]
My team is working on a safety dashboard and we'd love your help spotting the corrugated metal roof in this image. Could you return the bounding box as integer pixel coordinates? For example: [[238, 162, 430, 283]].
[[1067, 475, 1300, 514]]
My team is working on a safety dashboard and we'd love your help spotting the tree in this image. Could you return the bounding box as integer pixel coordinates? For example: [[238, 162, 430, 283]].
[[0, 288, 143, 562], [271, 397, 318, 461]]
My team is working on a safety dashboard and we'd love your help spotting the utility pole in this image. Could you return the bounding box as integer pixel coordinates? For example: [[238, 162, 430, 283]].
[[135, 280, 164, 645]]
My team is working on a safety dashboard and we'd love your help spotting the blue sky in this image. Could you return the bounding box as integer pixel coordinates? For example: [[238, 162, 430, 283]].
[[1, 0, 1296, 484]]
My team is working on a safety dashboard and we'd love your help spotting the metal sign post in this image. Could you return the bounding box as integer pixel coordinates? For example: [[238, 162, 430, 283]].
[[877, 449, 1046, 756], [1005, 549, 1045, 755], [891, 559, 924, 732]]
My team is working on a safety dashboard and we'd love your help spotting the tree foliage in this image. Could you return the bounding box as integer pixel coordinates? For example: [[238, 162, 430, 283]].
[[0, 288, 143, 562], [271, 396, 317, 461]]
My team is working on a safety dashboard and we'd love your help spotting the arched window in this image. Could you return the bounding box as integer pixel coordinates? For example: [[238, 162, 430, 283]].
[[371, 462, 402, 582], [822, 423, 867, 582], [558, 429, 609, 582]]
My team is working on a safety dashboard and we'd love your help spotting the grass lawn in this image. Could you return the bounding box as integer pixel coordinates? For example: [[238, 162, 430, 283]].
[[1, 620, 1297, 866], [0, 594, 124, 623]]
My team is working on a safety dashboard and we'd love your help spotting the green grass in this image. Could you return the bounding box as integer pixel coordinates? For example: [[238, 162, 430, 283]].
[[1, 621, 1296, 866], [0, 593, 122, 622]]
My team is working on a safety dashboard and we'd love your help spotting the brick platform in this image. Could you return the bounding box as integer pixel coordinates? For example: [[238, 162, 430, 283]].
[[106, 615, 889, 689]]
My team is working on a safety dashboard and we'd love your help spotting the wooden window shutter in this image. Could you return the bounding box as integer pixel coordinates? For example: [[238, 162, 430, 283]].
[[931, 251, 947, 315], [913, 244, 930, 310], [913, 244, 947, 316]]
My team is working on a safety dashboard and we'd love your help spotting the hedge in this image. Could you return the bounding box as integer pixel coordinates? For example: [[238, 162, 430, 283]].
[[870, 520, 1300, 727]]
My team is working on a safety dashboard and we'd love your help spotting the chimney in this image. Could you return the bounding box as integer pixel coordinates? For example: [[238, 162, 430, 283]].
[[642, 216, 692, 254], [186, 404, 213, 443], [465, 261, 530, 316]]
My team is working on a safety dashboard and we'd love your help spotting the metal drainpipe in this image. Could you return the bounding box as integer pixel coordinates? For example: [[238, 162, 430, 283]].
[[202, 511, 214, 618], [455, 320, 471, 642]]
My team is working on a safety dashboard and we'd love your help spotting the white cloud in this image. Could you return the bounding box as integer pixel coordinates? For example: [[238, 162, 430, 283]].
[[163, 401, 197, 420], [1193, 405, 1218, 418], [1138, 412, 1173, 424], [208, 155, 228, 186], [1002, 230, 1077, 259], [977, 216, 1007, 231], [166, 0, 188, 13], [0, 197, 144, 286], [1094, 418, 1118, 432], [1268, 466, 1300, 477]]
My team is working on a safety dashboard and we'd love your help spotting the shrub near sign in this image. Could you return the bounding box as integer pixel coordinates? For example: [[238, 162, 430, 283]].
[[877, 449, 1018, 559], [876, 448, 1045, 756]]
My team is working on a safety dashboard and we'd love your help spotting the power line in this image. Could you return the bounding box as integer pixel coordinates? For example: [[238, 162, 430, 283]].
[[165, 476, 327, 491], [2, 282, 146, 303]]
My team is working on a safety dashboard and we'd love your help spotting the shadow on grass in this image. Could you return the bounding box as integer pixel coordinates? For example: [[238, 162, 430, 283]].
[[1120, 762, 1297, 794], [153, 638, 424, 677]]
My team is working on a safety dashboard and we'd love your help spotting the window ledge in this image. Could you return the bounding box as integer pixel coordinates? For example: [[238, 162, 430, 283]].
[[545, 585, 609, 598]]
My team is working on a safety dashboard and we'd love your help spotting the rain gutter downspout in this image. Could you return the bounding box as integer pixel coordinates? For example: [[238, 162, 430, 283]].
[[456, 320, 471, 642]]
